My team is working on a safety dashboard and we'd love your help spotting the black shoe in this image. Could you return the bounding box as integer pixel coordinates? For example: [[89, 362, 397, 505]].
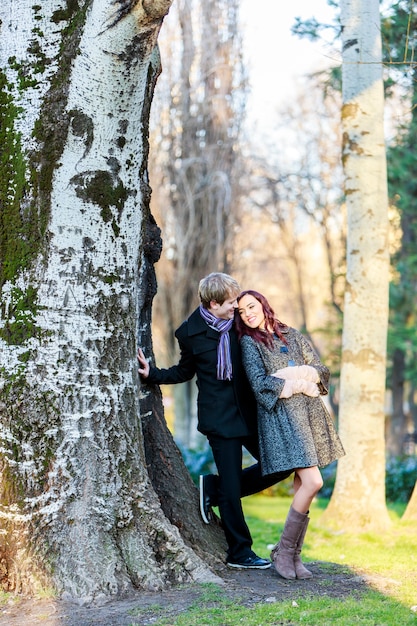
[[199, 474, 212, 524], [226, 555, 271, 570]]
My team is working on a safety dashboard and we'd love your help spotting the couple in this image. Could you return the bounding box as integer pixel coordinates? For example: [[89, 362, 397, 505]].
[[137, 273, 344, 580]]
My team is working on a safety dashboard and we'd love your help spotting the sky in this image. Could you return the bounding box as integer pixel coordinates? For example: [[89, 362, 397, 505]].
[[239, 0, 337, 134]]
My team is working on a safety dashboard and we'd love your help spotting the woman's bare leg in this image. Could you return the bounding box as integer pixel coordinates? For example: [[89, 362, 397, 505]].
[[292, 466, 323, 514]]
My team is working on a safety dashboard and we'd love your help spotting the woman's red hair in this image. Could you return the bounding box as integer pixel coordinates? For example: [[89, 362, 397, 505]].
[[235, 290, 288, 348]]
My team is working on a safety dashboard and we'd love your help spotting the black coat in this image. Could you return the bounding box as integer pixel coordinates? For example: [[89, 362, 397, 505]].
[[147, 308, 257, 439]]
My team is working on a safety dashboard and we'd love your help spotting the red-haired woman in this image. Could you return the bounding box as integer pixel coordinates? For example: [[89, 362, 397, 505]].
[[236, 290, 345, 580]]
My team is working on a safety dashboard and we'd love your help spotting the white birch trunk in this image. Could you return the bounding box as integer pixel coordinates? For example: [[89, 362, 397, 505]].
[[322, 0, 391, 530], [0, 0, 220, 600]]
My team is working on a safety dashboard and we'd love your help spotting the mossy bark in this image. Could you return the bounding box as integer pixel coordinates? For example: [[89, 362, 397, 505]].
[[0, 0, 224, 601]]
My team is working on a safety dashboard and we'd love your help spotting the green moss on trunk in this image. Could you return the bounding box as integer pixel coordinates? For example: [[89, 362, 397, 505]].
[[0, 3, 91, 349], [0, 2, 90, 292], [0, 71, 32, 285], [0, 285, 41, 346]]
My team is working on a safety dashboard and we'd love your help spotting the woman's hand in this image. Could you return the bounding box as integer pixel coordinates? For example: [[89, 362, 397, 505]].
[[279, 378, 320, 398], [272, 366, 299, 380], [297, 365, 320, 383], [137, 348, 150, 378], [273, 365, 319, 383]]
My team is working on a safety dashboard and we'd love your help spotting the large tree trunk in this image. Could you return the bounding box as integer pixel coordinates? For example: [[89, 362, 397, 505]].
[[321, 0, 391, 531], [0, 0, 223, 601]]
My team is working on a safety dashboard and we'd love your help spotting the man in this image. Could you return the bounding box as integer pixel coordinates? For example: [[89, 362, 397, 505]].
[[137, 272, 291, 569]]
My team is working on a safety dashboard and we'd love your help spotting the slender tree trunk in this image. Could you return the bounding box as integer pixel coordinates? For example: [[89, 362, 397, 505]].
[[387, 348, 407, 455], [403, 482, 417, 521], [322, 0, 391, 530], [149, 0, 245, 441], [0, 0, 223, 600]]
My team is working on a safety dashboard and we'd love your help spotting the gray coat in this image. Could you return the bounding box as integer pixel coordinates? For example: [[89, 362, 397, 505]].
[[240, 327, 345, 475]]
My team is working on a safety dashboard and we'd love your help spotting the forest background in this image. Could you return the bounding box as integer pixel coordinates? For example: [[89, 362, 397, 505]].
[[149, 0, 417, 478]]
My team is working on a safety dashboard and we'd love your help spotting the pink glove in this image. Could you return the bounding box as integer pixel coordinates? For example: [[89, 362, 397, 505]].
[[272, 366, 300, 380], [297, 365, 320, 383], [279, 379, 320, 398], [273, 365, 319, 383]]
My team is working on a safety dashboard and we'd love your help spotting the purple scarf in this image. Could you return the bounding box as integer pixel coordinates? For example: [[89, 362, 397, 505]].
[[199, 305, 233, 380]]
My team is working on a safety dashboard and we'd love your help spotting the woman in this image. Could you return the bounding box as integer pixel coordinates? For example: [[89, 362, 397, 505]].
[[236, 290, 345, 580]]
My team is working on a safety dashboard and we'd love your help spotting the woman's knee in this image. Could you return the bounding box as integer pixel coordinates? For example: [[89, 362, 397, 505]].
[[298, 468, 323, 496], [309, 468, 323, 493], [313, 473, 324, 494]]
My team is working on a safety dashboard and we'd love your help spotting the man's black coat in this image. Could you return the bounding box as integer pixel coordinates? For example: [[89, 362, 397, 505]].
[[146, 308, 257, 439]]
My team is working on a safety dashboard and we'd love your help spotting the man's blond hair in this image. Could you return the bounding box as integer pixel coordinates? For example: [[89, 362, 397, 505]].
[[198, 272, 240, 308]]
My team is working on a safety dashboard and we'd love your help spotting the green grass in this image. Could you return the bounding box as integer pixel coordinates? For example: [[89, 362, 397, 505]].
[[155, 496, 417, 626], [243, 496, 417, 606], [156, 592, 417, 625]]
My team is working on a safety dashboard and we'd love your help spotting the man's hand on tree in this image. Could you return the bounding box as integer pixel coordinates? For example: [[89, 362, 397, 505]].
[[137, 348, 150, 378]]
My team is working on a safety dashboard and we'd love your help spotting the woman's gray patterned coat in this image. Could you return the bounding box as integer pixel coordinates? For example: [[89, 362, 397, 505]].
[[240, 327, 345, 475]]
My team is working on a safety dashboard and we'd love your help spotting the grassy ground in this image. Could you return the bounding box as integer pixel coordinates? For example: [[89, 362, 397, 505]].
[[243, 496, 416, 605], [1, 496, 416, 626], [157, 496, 417, 626]]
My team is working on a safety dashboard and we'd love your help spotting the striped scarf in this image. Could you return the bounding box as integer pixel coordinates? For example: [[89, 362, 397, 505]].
[[199, 305, 233, 380]]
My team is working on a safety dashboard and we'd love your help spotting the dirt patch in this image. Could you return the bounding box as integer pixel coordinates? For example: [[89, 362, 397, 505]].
[[0, 561, 374, 626]]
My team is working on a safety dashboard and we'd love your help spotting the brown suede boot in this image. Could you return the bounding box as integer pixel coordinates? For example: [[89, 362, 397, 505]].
[[270, 506, 305, 580], [294, 515, 313, 579]]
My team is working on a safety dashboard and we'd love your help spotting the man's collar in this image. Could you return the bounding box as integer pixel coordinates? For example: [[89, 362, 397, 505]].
[[188, 308, 233, 337]]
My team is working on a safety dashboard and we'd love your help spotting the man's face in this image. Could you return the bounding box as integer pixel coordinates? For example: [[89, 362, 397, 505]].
[[208, 295, 238, 320]]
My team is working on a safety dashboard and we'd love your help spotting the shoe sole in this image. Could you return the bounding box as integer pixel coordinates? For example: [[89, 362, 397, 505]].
[[199, 475, 211, 524], [226, 562, 271, 570]]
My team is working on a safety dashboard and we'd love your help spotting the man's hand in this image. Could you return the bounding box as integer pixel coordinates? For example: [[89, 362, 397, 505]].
[[137, 348, 150, 378]]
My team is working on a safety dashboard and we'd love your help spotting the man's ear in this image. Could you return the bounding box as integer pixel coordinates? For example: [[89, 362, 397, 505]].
[[209, 300, 219, 311]]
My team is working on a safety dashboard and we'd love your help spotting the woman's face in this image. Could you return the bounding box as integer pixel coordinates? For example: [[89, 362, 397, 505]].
[[237, 294, 266, 329]]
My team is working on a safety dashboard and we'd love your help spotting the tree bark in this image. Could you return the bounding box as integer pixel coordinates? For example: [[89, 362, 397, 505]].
[[321, 0, 391, 531], [0, 0, 223, 601], [140, 382, 226, 557], [387, 348, 407, 455], [403, 481, 417, 521]]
